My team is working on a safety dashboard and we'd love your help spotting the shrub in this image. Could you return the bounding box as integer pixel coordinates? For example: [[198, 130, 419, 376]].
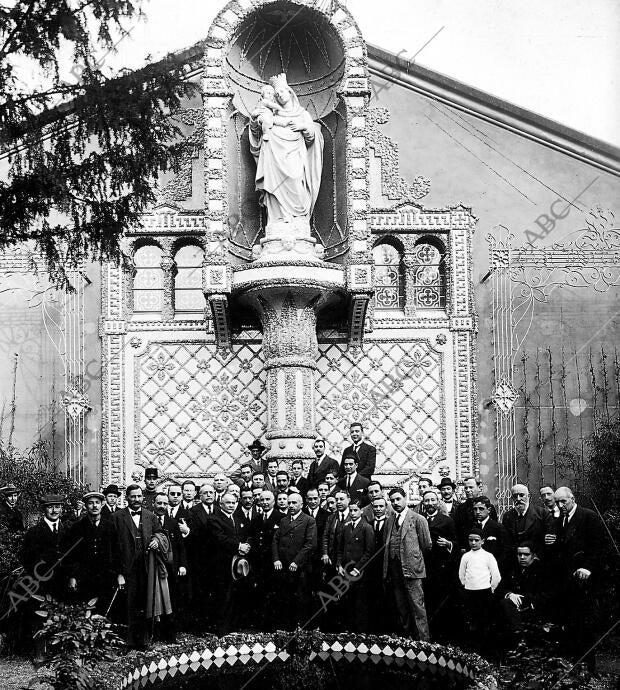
[[31, 595, 123, 690]]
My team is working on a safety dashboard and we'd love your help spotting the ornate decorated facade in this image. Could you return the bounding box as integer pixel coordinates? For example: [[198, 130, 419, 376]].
[[1, 0, 619, 506], [100, 0, 478, 491]]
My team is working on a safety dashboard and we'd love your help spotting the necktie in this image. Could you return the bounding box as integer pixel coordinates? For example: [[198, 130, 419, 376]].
[[131, 511, 141, 517], [339, 513, 343, 523], [374, 520, 381, 535], [347, 476, 351, 489], [159, 515, 164, 526], [52, 522, 57, 533]]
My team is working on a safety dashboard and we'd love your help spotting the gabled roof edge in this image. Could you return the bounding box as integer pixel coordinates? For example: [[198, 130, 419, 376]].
[[367, 44, 620, 178]]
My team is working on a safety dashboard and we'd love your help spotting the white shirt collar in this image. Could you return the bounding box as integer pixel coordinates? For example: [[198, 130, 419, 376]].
[[480, 516, 489, 529], [397, 507, 409, 525], [291, 510, 302, 520], [567, 504, 578, 521]]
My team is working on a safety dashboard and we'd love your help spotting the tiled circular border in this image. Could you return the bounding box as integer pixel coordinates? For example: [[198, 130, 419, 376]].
[[118, 638, 482, 689]]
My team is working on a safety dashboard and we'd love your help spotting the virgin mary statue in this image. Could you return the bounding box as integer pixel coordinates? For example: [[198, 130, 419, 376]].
[[249, 73, 324, 234]]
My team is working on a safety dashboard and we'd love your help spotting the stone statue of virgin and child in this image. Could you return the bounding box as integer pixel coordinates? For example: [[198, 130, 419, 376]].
[[249, 73, 324, 254]]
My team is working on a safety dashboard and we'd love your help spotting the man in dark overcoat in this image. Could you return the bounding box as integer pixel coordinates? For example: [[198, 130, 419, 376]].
[[65, 491, 118, 613], [272, 492, 316, 629], [111, 484, 159, 649]]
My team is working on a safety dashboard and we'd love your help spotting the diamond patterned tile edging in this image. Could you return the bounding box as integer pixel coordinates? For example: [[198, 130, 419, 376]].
[[117, 640, 477, 688]]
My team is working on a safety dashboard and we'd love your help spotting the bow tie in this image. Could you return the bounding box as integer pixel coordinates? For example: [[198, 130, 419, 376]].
[[130, 510, 141, 517]]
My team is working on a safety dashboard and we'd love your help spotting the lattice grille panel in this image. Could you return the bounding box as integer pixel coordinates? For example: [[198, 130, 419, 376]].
[[137, 342, 267, 475], [316, 340, 445, 477]]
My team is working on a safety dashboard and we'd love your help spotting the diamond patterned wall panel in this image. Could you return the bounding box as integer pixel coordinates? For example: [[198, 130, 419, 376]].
[[316, 340, 445, 478], [137, 342, 266, 475]]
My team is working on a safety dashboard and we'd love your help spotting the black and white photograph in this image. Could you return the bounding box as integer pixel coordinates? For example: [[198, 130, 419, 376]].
[[0, 1, 618, 688]]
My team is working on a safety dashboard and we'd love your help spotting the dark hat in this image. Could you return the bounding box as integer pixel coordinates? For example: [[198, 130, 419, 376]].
[[248, 439, 266, 452], [144, 467, 159, 479], [103, 484, 121, 496], [0, 483, 20, 495], [438, 477, 456, 489], [40, 493, 64, 506], [83, 491, 105, 502], [231, 555, 250, 580]]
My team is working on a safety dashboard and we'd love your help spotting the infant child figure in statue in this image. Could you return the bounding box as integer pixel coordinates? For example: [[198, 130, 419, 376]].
[[249, 72, 324, 246], [251, 84, 281, 141]]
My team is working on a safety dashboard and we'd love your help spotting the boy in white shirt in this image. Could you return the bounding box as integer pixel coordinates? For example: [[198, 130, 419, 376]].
[[459, 526, 501, 652]]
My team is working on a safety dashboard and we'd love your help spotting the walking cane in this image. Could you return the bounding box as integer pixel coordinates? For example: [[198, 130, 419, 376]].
[[150, 551, 157, 640], [105, 587, 120, 618]]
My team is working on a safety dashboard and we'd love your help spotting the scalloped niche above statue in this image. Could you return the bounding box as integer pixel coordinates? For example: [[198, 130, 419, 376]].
[[224, 3, 346, 121], [223, 3, 349, 264]]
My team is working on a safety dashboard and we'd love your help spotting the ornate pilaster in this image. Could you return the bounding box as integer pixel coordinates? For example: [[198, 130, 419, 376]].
[[160, 251, 175, 321], [255, 291, 319, 462], [402, 250, 417, 318]]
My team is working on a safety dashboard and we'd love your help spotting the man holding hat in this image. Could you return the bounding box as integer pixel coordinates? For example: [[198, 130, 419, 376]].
[[65, 491, 119, 612], [142, 467, 159, 512], [101, 484, 121, 520], [20, 494, 68, 600], [0, 483, 24, 533]]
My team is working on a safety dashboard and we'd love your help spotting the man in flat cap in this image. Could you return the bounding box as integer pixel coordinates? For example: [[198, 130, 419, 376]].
[[101, 484, 121, 520], [0, 483, 24, 533], [65, 491, 119, 613], [19, 494, 68, 600], [142, 467, 159, 512]]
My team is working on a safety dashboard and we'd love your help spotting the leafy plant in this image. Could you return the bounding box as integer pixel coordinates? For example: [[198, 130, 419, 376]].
[[0, 440, 87, 529], [31, 595, 123, 690]]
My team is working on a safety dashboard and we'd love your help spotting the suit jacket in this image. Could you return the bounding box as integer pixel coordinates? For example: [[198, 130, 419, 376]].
[[338, 473, 370, 505], [340, 442, 377, 479], [254, 509, 281, 563], [100, 504, 120, 521], [557, 505, 606, 577], [501, 504, 554, 551], [307, 455, 340, 488], [272, 512, 317, 569], [336, 518, 374, 572], [479, 518, 510, 571], [322, 511, 348, 561], [498, 557, 550, 611], [187, 503, 218, 571], [424, 512, 458, 575], [303, 506, 329, 542], [20, 519, 68, 595], [290, 476, 310, 497], [0, 501, 24, 532], [158, 514, 187, 574], [454, 498, 499, 548], [208, 511, 242, 584], [362, 503, 394, 523], [168, 504, 191, 524], [110, 507, 159, 579], [382, 510, 431, 580], [64, 516, 119, 591], [234, 506, 260, 543]]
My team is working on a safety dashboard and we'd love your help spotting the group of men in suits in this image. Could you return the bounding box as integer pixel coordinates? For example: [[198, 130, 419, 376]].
[[3, 422, 610, 666]]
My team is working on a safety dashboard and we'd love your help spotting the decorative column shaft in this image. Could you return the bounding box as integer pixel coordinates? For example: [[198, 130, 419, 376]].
[[160, 252, 175, 321], [255, 290, 319, 464]]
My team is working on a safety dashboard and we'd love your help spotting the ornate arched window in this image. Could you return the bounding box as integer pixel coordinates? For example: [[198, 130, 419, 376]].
[[412, 241, 446, 310], [373, 242, 405, 310], [133, 245, 164, 317], [174, 245, 204, 318]]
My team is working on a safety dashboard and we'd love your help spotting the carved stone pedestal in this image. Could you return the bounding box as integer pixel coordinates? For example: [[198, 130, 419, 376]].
[[233, 261, 345, 464]]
